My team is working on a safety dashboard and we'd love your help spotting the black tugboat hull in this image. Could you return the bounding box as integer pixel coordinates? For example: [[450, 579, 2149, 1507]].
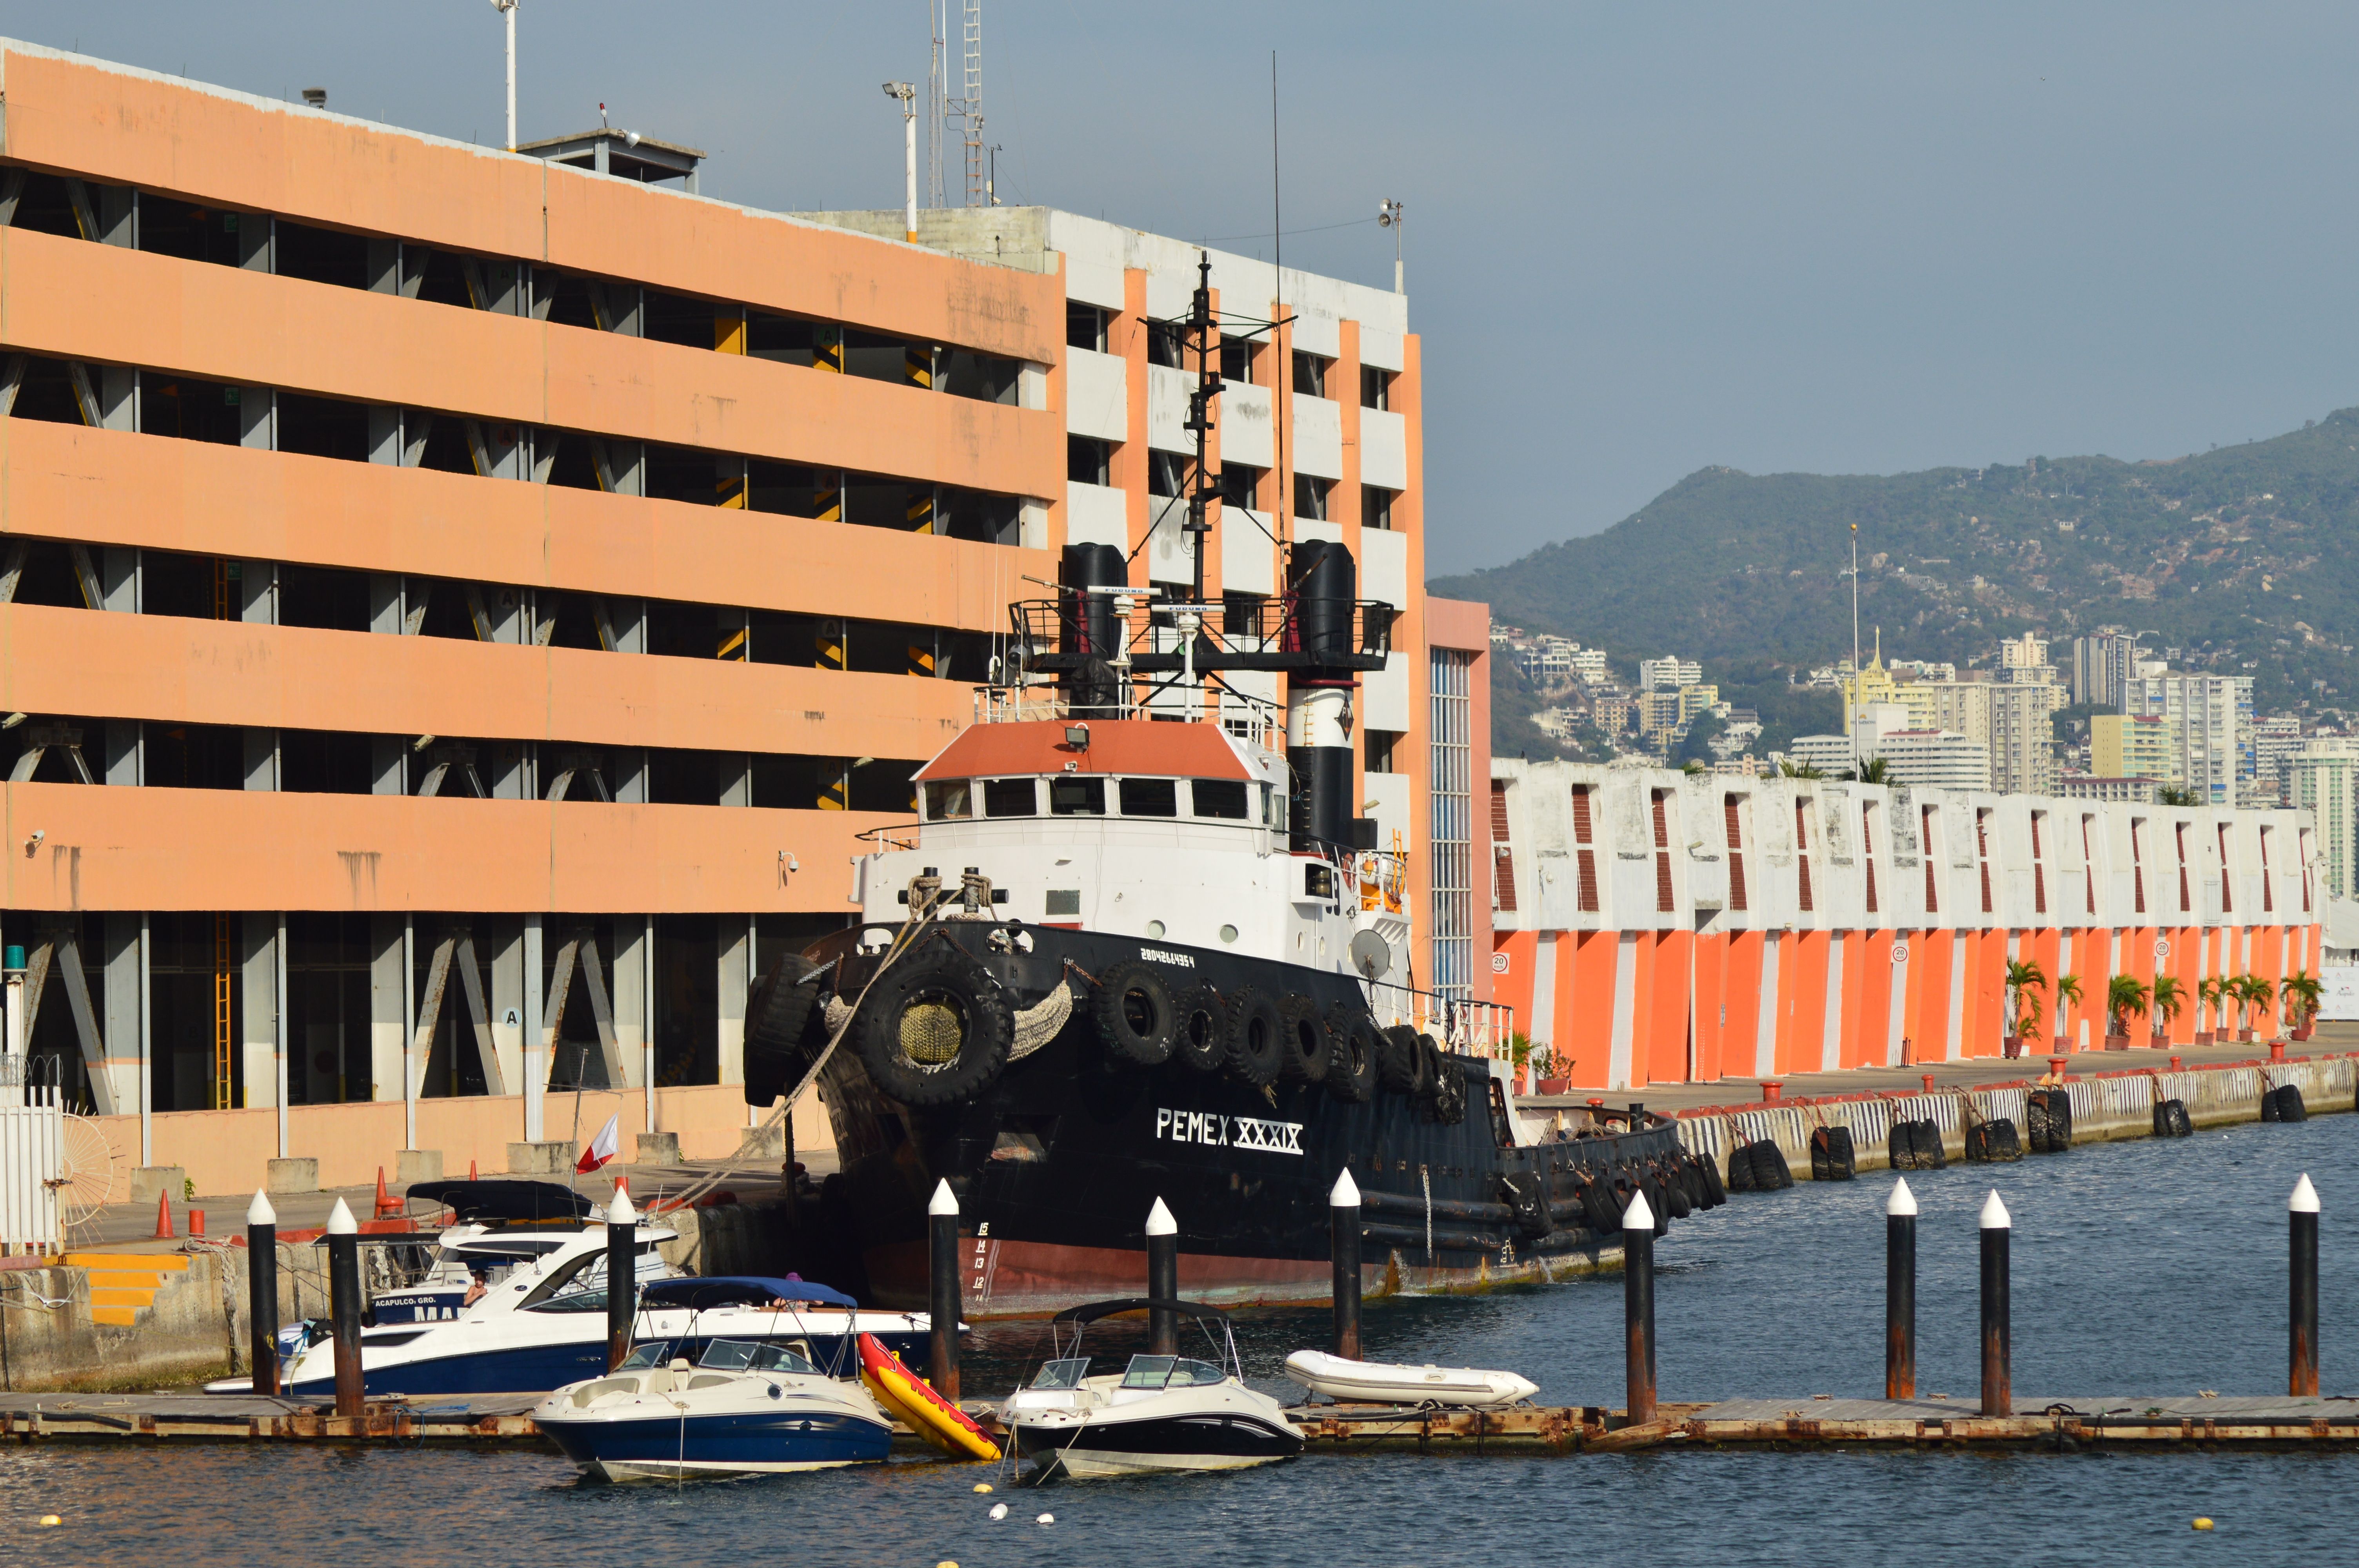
[[809, 923, 1679, 1316]]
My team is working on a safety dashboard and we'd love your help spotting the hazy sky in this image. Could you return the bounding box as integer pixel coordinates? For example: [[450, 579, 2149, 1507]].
[[10, 3, 2359, 574]]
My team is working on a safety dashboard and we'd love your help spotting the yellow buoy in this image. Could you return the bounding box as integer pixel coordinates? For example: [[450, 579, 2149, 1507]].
[[2193, 1518, 2214, 1532], [972, 1483, 993, 1493], [38, 1515, 61, 1528]]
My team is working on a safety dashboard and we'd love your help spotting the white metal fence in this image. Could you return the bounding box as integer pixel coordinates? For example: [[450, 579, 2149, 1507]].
[[0, 1075, 64, 1252]]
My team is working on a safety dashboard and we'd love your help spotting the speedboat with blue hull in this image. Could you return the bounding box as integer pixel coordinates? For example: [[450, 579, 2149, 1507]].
[[738, 533, 1717, 1316], [536, 1335, 894, 1482], [365, 1180, 636, 1327], [250, 1241, 943, 1399]]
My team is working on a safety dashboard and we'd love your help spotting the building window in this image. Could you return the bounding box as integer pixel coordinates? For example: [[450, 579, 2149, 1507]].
[[1067, 435, 1110, 486], [1292, 348, 1330, 399], [1429, 649, 1474, 1000], [1360, 365, 1392, 410], [1363, 485, 1395, 531], [1220, 336, 1259, 385], [1294, 475, 1331, 521], [1147, 320, 1186, 369], [1221, 463, 1266, 512], [1067, 303, 1107, 353], [1149, 450, 1183, 499]]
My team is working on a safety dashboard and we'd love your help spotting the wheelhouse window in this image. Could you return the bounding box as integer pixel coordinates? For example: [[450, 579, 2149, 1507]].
[[1116, 777, 1178, 817], [923, 780, 973, 820], [1049, 776, 1106, 815], [983, 778, 1038, 817], [1192, 779, 1249, 820]]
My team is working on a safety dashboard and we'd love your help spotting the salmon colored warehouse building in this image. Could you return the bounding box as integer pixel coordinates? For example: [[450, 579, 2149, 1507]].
[[0, 44, 1489, 1198], [1488, 761, 2323, 1090]]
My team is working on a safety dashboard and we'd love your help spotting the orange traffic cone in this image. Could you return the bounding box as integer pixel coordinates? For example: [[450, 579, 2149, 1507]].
[[467, 1160, 479, 1182], [153, 1191, 175, 1240], [373, 1166, 402, 1219]]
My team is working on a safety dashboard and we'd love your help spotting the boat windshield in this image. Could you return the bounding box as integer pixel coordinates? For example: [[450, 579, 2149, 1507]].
[[1029, 1357, 1090, 1390], [1119, 1355, 1224, 1390], [699, 1338, 820, 1376], [617, 1341, 674, 1370]]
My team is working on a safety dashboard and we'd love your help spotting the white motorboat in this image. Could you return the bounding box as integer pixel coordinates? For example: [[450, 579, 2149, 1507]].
[[535, 1338, 895, 1482], [1282, 1348, 1538, 1408], [1003, 1298, 1302, 1480]]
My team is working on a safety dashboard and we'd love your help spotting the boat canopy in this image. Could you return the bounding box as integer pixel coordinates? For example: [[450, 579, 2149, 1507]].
[[407, 1179, 595, 1225], [640, 1276, 860, 1310], [1049, 1296, 1233, 1327]]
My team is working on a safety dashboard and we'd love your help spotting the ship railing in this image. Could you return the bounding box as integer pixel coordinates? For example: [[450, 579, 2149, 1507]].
[[852, 822, 923, 853], [1007, 593, 1394, 674], [1363, 984, 1517, 1061]]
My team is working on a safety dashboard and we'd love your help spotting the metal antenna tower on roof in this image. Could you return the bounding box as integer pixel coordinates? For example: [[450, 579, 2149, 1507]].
[[945, 0, 985, 206]]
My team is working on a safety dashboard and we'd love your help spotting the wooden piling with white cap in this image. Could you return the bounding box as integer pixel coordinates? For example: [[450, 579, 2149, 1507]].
[[1885, 1177, 1916, 1400], [929, 1178, 961, 1402], [1979, 1189, 2011, 1418], [1330, 1168, 1362, 1361], [1146, 1197, 1179, 1356], [324, 1196, 363, 1418], [2290, 1173, 2320, 1397], [1624, 1187, 1657, 1424], [247, 1191, 279, 1397]]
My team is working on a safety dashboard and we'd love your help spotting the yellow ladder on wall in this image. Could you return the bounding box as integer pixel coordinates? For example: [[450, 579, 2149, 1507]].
[[213, 913, 232, 1109]]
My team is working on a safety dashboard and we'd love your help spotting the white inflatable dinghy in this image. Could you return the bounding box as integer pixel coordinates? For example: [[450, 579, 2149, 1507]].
[[1283, 1350, 1538, 1408]]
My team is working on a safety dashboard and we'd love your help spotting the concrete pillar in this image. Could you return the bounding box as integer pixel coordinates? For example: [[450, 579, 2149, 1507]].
[[244, 728, 280, 791], [369, 915, 407, 1103], [100, 546, 140, 612], [489, 918, 527, 1102], [242, 913, 280, 1111], [237, 389, 276, 450], [239, 559, 278, 622], [522, 916, 545, 1143], [717, 915, 750, 1088], [718, 755, 751, 809], [102, 914, 143, 1119], [103, 720, 142, 785], [611, 918, 649, 1090]]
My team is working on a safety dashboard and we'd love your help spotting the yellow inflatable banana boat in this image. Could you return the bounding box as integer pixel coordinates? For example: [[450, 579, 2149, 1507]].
[[858, 1331, 1000, 1461]]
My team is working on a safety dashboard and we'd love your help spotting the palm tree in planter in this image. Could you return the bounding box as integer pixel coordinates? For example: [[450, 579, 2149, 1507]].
[[2280, 971, 2323, 1043], [2148, 974, 2185, 1048], [2105, 973, 2151, 1049], [2003, 959, 2047, 1058], [2231, 973, 2272, 1041], [2053, 973, 2085, 1052], [2195, 975, 2226, 1045]]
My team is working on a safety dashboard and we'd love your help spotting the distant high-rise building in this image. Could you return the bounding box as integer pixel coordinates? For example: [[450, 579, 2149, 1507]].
[[1863, 728, 1992, 791], [2252, 715, 2303, 807], [2292, 738, 2359, 898], [1985, 681, 2060, 795], [1638, 657, 1701, 692], [2123, 673, 2256, 806], [2091, 713, 2182, 785], [2071, 632, 2137, 708]]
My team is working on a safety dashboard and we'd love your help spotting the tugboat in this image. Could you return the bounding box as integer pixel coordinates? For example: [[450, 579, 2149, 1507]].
[[743, 260, 1710, 1315]]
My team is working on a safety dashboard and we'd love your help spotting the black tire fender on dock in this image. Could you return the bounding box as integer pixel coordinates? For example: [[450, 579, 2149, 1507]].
[[1223, 987, 1286, 1086], [1748, 1139, 1793, 1191], [1912, 1119, 1948, 1170], [2275, 1083, 2308, 1123], [1376, 1025, 1428, 1096], [1325, 1009, 1381, 1104], [1696, 1151, 1727, 1207], [1887, 1121, 1918, 1172], [1276, 995, 1331, 1084], [742, 954, 824, 1107], [1171, 985, 1229, 1073], [1724, 1142, 1757, 1194], [1092, 962, 1180, 1067], [854, 944, 1014, 1107]]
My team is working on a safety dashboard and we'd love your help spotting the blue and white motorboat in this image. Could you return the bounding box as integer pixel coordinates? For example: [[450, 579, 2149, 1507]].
[[230, 1235, 943, 1397], [535, 1333, 895, 1482], [365, 1180, 635, 1327]]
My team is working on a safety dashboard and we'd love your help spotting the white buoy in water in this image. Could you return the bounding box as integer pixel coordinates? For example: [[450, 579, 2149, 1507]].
[[1036, 1512, 1055, 1525], [989, 1503, 1009, 1520]]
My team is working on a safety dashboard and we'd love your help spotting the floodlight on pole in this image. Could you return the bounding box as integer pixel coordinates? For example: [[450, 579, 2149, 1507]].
[[489, 0, 518, 151], [885, 82, 918, 241], [1378, 197, 1405, 294]]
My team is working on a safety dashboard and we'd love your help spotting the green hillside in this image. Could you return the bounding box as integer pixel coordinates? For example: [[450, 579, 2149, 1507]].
[[1435, 407, 2359, 715]]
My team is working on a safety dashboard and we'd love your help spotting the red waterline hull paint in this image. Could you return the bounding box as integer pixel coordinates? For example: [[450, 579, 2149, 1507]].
[[862, 1235, 1625, 1319]]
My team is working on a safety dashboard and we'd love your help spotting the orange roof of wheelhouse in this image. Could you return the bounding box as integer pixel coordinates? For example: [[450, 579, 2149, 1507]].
[[915, 720, 1253, 782]]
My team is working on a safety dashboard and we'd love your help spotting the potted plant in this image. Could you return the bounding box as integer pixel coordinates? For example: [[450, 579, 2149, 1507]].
[[2281, 971, 2323, 1043], [2003, 959, 2047, 1060], [2194, 975, 2225, 1045], [2053, 973, 2083, 1052], [2229, 974, 2263, 1042], [2149, 974, 2184, 1049], [2105, 973, 2150, 1050]]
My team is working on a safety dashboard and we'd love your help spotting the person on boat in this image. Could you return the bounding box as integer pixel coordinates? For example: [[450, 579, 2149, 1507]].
[[462, 1265, 493, 1308]]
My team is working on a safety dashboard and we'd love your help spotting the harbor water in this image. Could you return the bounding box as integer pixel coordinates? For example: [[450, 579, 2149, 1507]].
[[8, 1113, 2356, 1565]]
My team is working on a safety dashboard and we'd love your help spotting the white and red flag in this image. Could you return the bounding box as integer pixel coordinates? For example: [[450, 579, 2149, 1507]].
[[576, 1113, 621, 1173]]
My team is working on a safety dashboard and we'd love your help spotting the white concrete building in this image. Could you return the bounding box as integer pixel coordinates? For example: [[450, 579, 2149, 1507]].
[[2125, 673, 2257, 806]]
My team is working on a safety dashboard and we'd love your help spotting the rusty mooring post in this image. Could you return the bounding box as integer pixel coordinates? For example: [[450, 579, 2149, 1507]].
[[605, 1183, 637, 1372], [1146, 1197, 1180, 1356], [1979, 1189, 2011, 1418], [325, 1196, 363, 1419], [2291, 1173, 2320, 1397], [1624, 1187, 1657, 1425], [1330, 1167, 1363, 1361], [1886, 1177, 1916, 1400], [928, 1179, 960, 1402], [247, 1191, 280, 1398]]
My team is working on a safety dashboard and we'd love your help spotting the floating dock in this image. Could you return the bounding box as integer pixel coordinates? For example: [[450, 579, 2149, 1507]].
[[9, 1392, 2356, 1453]]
